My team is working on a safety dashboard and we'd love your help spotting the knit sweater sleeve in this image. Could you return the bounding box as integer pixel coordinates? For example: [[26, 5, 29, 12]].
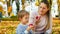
[[16, 25, 27, 34], [16, 24, 32, 34]]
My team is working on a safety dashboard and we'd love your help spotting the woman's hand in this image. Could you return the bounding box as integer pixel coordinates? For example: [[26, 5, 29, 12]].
[[35, 16, 41, 25]]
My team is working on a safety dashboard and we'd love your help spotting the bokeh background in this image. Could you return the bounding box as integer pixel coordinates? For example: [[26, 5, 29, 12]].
[[0, 0, 60, 34]]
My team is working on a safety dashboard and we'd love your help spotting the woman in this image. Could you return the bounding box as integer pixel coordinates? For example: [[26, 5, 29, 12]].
[[29, 0, 52, 34]]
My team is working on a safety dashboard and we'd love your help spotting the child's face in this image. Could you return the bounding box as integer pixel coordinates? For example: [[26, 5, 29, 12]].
[[38, 3, 49, 15], [21, 14, 29, 24]]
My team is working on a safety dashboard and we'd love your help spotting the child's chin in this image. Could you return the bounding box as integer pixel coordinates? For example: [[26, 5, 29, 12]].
[[26, 21, 28, 23]]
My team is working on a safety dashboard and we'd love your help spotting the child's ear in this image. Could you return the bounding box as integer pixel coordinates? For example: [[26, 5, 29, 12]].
[[18, 18, 22, 21]]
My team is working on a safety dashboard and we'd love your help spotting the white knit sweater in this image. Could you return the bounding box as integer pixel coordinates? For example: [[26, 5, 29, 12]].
[[29, 11, 52, 34]]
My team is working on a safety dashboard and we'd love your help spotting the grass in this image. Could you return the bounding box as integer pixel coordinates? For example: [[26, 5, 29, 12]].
[[0, 18, 60, 34]]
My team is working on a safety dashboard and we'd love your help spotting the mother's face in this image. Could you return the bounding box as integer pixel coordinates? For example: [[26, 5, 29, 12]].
[[38, 3, 49, 16]]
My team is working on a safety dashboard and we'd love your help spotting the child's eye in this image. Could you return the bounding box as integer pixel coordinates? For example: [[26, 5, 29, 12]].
[[43, 8, 45, 9], [25, 18, 28, 19]]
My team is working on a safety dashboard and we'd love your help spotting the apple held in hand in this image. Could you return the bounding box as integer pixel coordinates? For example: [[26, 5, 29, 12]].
[[36, 16, 41, 19], [29, 24, 33, 26]]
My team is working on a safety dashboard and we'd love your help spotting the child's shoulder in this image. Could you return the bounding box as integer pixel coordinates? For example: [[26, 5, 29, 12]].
[[17, 23, 22, 27], [17, 23, 28, 28]]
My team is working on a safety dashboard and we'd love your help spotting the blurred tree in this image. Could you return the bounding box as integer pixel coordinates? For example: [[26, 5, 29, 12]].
[[8, 6, 12, 16], [35, 0, 39, 6], [15, 0, 19, 12], [0, 5, 3, 18], [22, 0, 25, 10], [58, 0, 60, 19], [7, 0, 10, 7]]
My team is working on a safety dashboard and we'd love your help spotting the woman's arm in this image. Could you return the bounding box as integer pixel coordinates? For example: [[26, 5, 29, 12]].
[[29, 11, 35, 25]]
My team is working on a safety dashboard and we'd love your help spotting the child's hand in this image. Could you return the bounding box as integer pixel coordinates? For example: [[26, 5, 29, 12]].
[[29, 24, 35, 31], [29, 24, 33, 26], [26, 25, 34, 31]]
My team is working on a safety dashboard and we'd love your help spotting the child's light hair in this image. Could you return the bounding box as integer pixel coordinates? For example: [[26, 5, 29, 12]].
[[18, 10, 29, 19]]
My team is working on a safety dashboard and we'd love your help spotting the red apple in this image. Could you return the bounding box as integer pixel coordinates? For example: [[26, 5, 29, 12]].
[[36, 16, 38, 19], [29, 24, 33, 26], [36, 16, 41, 19]]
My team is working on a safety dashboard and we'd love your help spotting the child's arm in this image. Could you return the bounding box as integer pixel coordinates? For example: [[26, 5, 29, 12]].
[[16, 25, 28, 34], [16, 25, 25, 34], [16, 25, 33, 34], [24, 26, 34, 34], [16, 29, 25, 34]]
